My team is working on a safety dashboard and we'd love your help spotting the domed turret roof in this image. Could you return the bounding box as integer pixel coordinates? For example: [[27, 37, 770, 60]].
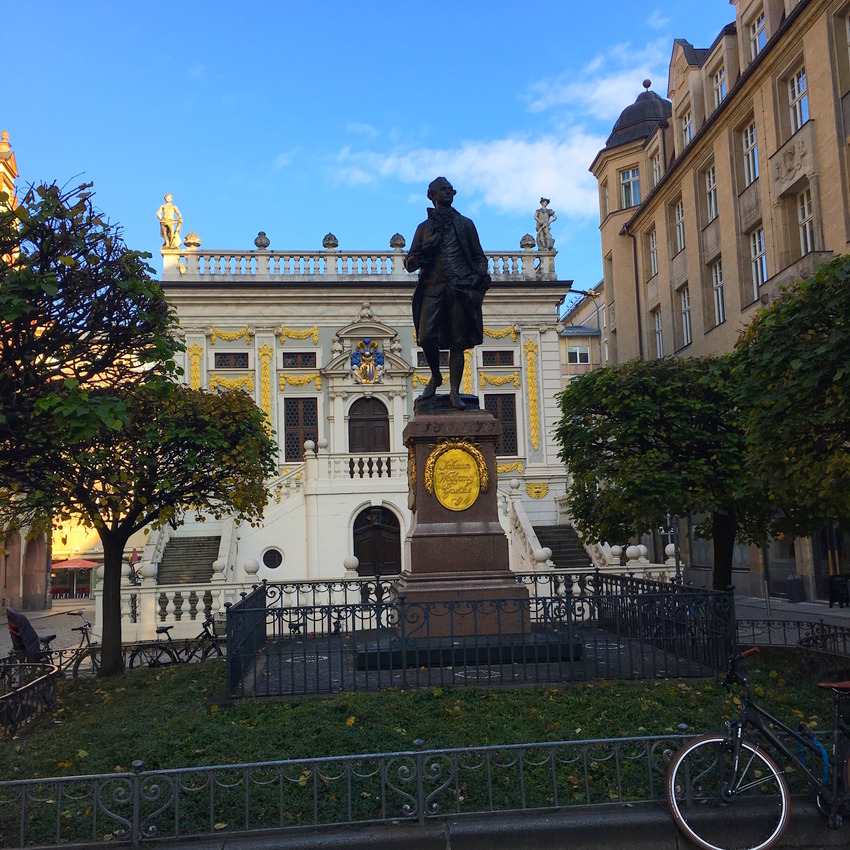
[[605, 81, 671, 149]]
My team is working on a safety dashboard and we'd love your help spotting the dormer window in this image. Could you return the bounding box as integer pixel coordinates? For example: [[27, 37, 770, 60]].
[[750, 10, 766, 60], [712, 66, 727, 107]]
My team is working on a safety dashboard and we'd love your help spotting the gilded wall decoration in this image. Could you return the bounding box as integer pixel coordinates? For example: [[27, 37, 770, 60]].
[[523, 340, 540, 451], [525, 482, 549, 499], [483, 325, 518, 341], [497, 461, 524, 474], [257, 342, 274, 422], [463, 349, 473, 395], [424, 439, 489, 512], [209, 373, 254, 392], [279, 373, 322, 390], [208, 327, 253, 345], [279, 326, 319, 345], [412, 373, 448, 388], [187, 341, 204, 390], [479, 371, 520, 388], [351, 338, 385, 384]]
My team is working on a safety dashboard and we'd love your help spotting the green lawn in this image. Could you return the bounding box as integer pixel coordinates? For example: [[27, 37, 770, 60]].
[[0, 648, 832, 782]]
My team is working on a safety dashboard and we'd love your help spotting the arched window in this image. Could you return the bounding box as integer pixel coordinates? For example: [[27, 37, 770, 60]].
[[348, 397, 389, 453]]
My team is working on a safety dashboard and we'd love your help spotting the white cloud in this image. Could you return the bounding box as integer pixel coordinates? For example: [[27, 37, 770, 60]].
[[525, 37, 669, 121], [273, 151, 297, 171], [189, 65, 206, 80], [346, 122, 379, 138], [647, 9, 671, 30], [332, 131, 606, 221]]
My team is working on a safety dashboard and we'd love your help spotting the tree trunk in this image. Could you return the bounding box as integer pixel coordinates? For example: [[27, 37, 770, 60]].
[[99, 533, 127, 676], [711, 510, 736, 591]]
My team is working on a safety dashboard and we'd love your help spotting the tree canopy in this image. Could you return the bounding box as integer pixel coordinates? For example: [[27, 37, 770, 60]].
[[555, 356, 768, 589], [733, 254, 850, 537], [0, 182, 180, 510]]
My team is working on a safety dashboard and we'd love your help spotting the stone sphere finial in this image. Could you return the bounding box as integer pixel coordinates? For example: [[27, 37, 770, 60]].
[[183, 231, 201, 249], [322, 233, 339, 250], [390, 233, 406, 250], [520, 234, 536, 250], [254, 231, 270, 250], [643, 79, 652, 90]]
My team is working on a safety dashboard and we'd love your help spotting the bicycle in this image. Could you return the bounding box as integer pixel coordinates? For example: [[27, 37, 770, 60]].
[[67, 611, 101, 678], [127, 613, 223, 669], [666, 646, 850, 850]]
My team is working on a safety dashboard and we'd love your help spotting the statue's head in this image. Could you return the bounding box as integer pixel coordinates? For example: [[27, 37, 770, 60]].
[[164, 193, 173, 203], [427, 177, 456, 207], [540, 197, 549, 205]]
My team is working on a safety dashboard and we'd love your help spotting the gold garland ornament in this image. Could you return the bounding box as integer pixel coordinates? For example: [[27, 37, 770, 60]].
[[479, 370, 520, 389], [524, 340, 540, 451], [526, 482, 549, 499], [187, 341, 204, 390], [209, 327, 253, 345], [424, 439, 489, 512], [484, 325, 518, 342], [279, 326, 319, 345], [279, 373, 322, 390], [497, 462, 524, 474], [209, 373, 254, 392], [412, 373, 448, 388]]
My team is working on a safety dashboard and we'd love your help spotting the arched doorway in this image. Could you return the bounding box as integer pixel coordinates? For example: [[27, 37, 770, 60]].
[[348, 397, 390, 453], [353, 506, 401, 576]]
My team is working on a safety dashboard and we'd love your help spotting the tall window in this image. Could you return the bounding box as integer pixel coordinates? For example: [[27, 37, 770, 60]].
[[750, 10, 766, 60], [798, 187, 814, 255], [674, 200, 686, 253], [620, 168, 640, 208], [681, 286, 692, 347], [649, 229, 658, 277], [712, 261, 727, 326], [681, 110, 694, 148], [601, 182, 609, 218], [743, 122, 759, 186], [789, 66, 809, 133], [713, 66, 727, 107], [653, 310, 663, 358], [750, 228, 767, 299], [284, 397, 318, 462], [483, 394, 517, 455], [651, 151, 662, 187], [705, 165, 718, 222]]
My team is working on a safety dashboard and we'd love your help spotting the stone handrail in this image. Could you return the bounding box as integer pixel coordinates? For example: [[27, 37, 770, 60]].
[[162, 248, 554, 283], [504, 486, 552, 573]]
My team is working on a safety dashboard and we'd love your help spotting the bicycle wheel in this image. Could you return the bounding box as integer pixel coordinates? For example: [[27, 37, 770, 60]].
[[71, 647, 101, 679], [200, 639, 224, 661], [667, 734, 790, 850], [128, 644, 177, 669]]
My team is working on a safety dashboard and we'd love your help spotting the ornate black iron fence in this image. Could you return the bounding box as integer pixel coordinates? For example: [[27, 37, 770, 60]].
[[0, 734, 681, 848], [225, 579, 735, 697], [0, 662, 60, 738]]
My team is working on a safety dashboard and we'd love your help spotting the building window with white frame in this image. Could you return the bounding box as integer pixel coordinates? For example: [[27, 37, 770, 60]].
[[712, 260, 727, 326], [798, 186, 814, 255], [713, 66, 727, 107], [600, 303, 607, 329], [651, 151, 662, 187], [750, 228, 767, 300], [705, 165, 718, 222], [680, 286, 692, 347], [681, 110, 694, 148], [620, 168, 640, 208], [653, 309, 663, 358], [674, 200, 686, 253], [567, 346, 591, 365], [789, 66, 809, 134], [649, 229, 658, 277], [743, 122, 759, 186], [750, 10, 766, 60]]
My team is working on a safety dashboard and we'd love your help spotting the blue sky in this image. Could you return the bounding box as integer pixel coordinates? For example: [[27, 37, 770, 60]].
[[7, 2, 734, 308]]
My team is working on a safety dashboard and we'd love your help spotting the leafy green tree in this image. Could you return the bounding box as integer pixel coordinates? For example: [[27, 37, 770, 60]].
[[555, 357, 767, 589], [0, 182, 179, 503], [1, 381, 278, 675], [733, 254, 850, 537]]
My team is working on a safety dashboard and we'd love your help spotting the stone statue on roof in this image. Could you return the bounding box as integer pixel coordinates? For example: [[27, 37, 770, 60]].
[[534, 198, 557, 250]]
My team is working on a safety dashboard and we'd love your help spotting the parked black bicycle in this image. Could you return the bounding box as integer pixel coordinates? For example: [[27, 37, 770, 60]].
[[128, 613, 224, 669], [666, 646, 850, 850]]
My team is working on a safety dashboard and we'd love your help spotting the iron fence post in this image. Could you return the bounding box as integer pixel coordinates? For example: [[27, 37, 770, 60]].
[[413, 738, 425, 825], [131, 759, 143, 848]]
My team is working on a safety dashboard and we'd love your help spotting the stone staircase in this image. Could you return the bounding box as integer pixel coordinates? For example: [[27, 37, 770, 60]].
[[532, 525, 592, 571], [157, 536, 221, 585]]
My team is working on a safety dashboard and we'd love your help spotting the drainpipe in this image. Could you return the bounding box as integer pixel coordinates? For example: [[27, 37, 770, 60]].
[[621, 223, 644, 359]]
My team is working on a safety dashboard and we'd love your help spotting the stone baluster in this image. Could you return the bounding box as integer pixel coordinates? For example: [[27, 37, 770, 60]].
[[165, 591, 177, 623]]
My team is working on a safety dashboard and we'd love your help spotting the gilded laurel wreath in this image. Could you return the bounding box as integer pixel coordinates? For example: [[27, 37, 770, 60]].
[[423, 439, 489, 495]]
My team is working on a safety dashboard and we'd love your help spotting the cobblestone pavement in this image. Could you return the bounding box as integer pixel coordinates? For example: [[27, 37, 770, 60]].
[[0, 597, 95, 657]]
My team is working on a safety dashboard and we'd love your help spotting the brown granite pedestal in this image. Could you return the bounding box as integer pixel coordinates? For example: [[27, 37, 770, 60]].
[[395, 395, 529, 637]]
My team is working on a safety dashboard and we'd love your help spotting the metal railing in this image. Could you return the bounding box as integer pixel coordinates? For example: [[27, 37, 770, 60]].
[[226, 578, 735, 697], [0, 662, 60, 738], [0, 734, 681, 848], [737, 618, 850, 650]]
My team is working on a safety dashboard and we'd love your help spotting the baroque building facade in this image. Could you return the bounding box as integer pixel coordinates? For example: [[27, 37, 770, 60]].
[[584, 0, 848, 600]]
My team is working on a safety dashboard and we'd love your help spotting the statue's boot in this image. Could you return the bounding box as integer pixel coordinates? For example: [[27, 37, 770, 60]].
[[448, 351, 466, 410], [421, 373, 441, 400]]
